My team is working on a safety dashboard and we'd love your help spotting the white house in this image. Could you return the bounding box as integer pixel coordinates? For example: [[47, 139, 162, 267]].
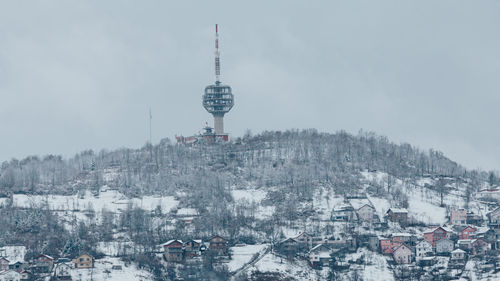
[[416, 240, 433, 260], [54, 263, 72, 280], [309, 244, 332, 267], [451, 249, 466, 261], [435, 238, 454, 254], [349, 198, 376, 223], [393, 244, 413, 264]]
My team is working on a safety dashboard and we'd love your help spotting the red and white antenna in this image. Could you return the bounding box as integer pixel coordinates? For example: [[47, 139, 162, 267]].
[[215, 24, 221, 82]]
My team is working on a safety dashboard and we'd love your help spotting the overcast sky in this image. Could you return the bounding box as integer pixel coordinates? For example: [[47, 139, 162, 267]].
[[0, 1, 499, 170]]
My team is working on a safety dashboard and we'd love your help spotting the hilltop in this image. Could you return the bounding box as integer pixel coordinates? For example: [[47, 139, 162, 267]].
[[0, 129, 499, 280]]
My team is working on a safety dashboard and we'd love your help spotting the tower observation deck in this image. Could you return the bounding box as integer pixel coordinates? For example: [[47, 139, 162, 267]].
[[203, 24, 234, 137]]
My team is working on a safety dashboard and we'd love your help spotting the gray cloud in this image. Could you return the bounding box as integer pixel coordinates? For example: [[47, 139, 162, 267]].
[[0, 0, 499, 170]]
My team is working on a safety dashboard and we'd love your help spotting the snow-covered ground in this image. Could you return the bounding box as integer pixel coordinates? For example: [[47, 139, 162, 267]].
[[231, 188, 275, 219], [246, 252, 326, 280], [227, 244, 267, 272], [12, 190, 179, 213], [97, 242, 140, 257], [69, 257, 152, 281], [368, 195, 390, 219], [231, 189, 267, 202], [347, 248, 394, 281], [0, 246, 26, 264], [408, 197, 446, 224]]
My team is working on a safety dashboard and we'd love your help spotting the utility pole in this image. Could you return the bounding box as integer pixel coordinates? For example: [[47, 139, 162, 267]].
[[149, 107, 152, 144]]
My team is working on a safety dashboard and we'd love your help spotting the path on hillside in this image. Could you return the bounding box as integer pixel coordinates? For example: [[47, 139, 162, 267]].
[[230, 245, 271, 280]]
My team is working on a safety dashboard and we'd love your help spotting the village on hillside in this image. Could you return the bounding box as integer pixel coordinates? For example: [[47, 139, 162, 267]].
[[2, 191, 500, 281]]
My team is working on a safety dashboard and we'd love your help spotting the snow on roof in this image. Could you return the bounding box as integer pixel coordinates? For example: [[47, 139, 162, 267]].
[[392, 233, 413, 237], [393, 244, 411, 252], [176, 208, 198, 216], [349, 198, 373, 210], [423, 226, 450, 234], [38, 254, 54, 260], [451, 249, 466, 254], [476, 226, 491, 234], [333, 203, 353, 212], [161, 240, 183, 247], [279, 237, 297, 244], [387, 208, 408, 213], [417, 240, 432, 246], [310, 244, 331, 254]]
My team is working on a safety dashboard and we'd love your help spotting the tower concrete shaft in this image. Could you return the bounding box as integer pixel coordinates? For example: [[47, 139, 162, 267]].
[[214, 114, 224, 135]]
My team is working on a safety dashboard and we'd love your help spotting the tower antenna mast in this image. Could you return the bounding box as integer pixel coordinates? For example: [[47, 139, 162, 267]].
[[215, 24, 221, 83]]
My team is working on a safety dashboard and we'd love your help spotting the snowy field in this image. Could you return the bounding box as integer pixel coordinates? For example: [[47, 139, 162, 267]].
[[246, 252, 327, 280], [11, 190, 179, 213], [227, 244, 267, 272], [348, 248, 394, 281], [0, 246, 26, 264], [69, 257, 152, 281], [231, 188, 275, 219]]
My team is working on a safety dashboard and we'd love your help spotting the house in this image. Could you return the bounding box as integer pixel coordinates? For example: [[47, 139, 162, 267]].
[[476, 227, 499, 249], [209, 235, 228, 255], [0, 270, 21, 281], [184, 239, 202, 258], [487, 207, 500, 229], [423, 227, 450, 247], [54, 263, 72, 280], [449, 208, 467, 225], [380, 238, 395, 254], [309, 244, 332, 267], [313, 237, 341, 250], [176, 208, 199, 226], [386, 208, 408, 226], [8, 261, 24, 272], [418, 256, 436, 267], [391, 233, 415, 245], [471, 238, 490, 256], [19, 270, 30, 280], [435, 238, 454, 254], [392, 244, 413, 264], [331, 204, 355, 222], [71, 254, 93, 269], [349, 198, 376, 223], [466, 211, 483, 225], [459, 226, 477, 240], [294, 232, 314, 250], [0, 257, 9, 271], [450, 249, 466, 261], [162, 240, 184, 262], [277, 238, 298, 257], [34, 254, 54, 273], [415, 240, 433, 260], [380, 238, 401, 254], [457, 239, 473, 251]]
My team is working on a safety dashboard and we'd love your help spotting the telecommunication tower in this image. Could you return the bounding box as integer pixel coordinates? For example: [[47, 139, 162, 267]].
[[202, 24, 234, 138]]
